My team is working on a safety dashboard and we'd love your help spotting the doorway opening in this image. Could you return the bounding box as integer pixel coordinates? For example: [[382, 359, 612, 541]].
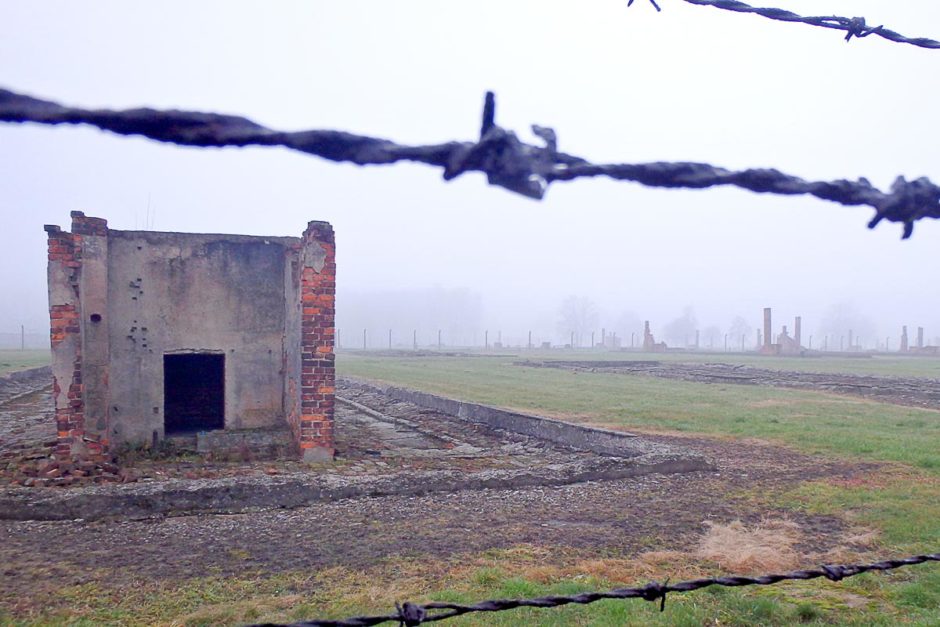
[[164, 353, 224, 434]]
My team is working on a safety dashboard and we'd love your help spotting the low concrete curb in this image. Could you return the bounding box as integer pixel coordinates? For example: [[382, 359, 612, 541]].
[[339, 377, 700, 460], [0, 452, 713, 522], [1, 365, 52, 383], [0, 365, 52, 406]]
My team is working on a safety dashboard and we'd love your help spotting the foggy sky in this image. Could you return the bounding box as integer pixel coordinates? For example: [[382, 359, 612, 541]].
[[2, 1, 939, 347]]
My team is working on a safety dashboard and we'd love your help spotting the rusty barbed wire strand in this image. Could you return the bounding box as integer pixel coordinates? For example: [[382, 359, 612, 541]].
[[250, 552, 940, 626], [2, 87, 940, 239], [630, 0, 940, 49]]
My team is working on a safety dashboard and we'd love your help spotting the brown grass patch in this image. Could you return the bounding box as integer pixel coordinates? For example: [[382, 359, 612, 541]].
[[746, 399, 801, 409], [813, 465, 923, 496], [840, 527, 879, 548], [696, 519, 802, 572], [517, 551, 704, 587], [590, 422, 731, 440], [815, 527, 880, 564]]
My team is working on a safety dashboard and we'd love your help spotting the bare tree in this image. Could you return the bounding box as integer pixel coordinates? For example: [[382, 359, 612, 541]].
[[820, 302, 875, 344], [614, 310, 644, 347], [557, 296, 599, 347], [702, 325, 722, 348], [728, 316, 753, 345], [663, 306, 697, 346]]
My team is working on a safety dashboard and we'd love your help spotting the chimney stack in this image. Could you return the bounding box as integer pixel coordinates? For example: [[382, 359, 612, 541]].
[[763, 308, 772, 348]]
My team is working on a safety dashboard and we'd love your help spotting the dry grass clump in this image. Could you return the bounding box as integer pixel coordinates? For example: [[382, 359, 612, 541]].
[[696, 519, 802, 572]]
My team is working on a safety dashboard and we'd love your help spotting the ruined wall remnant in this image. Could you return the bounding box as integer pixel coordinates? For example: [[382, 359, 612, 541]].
[[642, 321, 667, 352], [295, 221, 336, 461], [760, 308, 805, 356], [763, 308, 772, 351], [45, 212, 336, 461], [899, 325, 938, 355]]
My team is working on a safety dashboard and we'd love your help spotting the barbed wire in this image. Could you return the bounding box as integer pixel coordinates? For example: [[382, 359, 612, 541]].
[[630, 0, 940, 50], [2, 88, 939, 239], [250, 551, 939, 626]]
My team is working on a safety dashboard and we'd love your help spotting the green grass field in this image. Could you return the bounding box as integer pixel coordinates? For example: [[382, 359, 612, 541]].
[[0, 349, 49, 375], [338, 353, 940, 471], [322, 352, 939, 626], [5, 350, 940, 626], [483, 347, 940, 379]]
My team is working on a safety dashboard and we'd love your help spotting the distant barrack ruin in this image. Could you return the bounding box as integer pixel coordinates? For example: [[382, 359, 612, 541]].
[[45, 212, 336, 461]]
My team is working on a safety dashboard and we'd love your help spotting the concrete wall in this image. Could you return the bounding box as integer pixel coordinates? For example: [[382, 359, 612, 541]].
[[46, 215, 97, 457], [46, 212, 337, 459], [340, 378, 671, 459], [283, 242, 303, 454], [105, 230, 298, 444]]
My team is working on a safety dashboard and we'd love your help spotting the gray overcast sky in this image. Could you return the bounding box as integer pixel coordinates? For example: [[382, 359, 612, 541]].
[[1, 1, 938, 345]]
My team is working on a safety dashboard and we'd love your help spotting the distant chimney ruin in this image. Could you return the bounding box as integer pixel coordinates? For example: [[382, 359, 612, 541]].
[[642, 321, 667, 353], [760, 308, 804, 356], [762, 308, 772, 351]]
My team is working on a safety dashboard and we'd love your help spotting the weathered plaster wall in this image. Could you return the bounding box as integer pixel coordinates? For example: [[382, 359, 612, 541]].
[[78, 223, 109, 441], [45, 223, 85, 457], [46, 212, 337, 460], [106, 230, 297, 444], [283, 242, 303, 454]]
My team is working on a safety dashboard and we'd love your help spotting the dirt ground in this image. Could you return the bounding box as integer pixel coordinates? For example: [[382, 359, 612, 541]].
[[0, 387, 875, 613], [522, 359, 940, 409]]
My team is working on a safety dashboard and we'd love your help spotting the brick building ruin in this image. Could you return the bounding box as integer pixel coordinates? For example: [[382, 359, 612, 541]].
[[759, 308, 804, 356], [45, 212, 336, 461], [642, 321, 667, 352], [900, 325, 937, 355]]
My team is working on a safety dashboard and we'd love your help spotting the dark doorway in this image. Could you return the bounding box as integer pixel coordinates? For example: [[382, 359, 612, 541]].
[[164, 353, 224, 434]]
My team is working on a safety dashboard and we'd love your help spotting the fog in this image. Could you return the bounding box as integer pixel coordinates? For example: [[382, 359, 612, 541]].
[[2, 1, 939, 350]]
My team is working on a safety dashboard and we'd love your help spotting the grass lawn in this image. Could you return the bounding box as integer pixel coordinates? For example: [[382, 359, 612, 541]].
[[0, 349, 49, 375], [320, 352, 937, 626], [490, 347, 940, 379], [4, 350, 939, 626], [338, 353, 940, 472]]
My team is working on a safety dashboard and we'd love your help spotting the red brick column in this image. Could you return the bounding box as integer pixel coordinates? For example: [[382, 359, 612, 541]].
[[298, 221, 336, 461], [45, 224, 85, 458], [70, 212, 108, 238], [45, 211, 111, 459]]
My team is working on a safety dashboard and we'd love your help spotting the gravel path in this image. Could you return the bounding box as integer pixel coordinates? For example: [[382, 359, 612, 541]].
[[0, 428, 869, 606], [0, 374, 874, 612]]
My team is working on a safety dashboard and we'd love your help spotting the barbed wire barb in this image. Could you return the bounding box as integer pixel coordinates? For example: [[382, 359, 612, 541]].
[[250, 552, 939, 626], [628, 0, 662, 12], [3, 87, 940, 238], [636, 0, 940, 50]]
